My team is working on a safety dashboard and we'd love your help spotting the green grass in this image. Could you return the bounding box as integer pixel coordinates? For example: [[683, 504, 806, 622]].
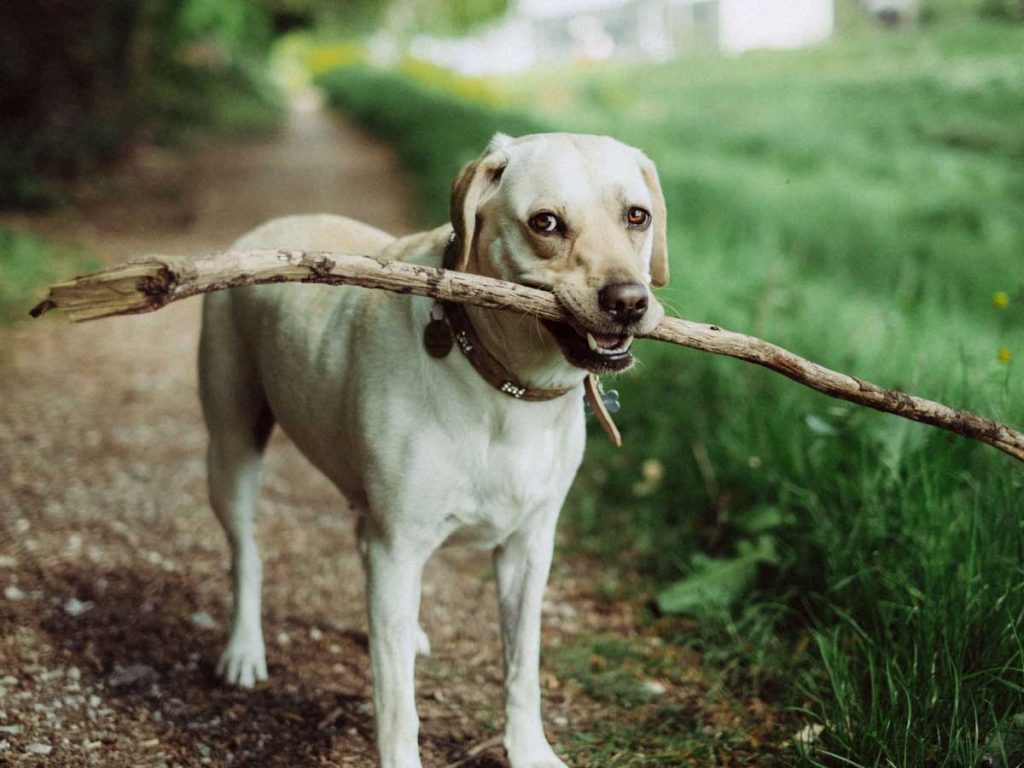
[[0, 226, 98, 323], [550, 636, 663, 707], [547, 633, 788, 765], [317, 23, 1024, 766]]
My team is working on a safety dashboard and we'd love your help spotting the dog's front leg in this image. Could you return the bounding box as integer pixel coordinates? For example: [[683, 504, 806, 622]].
[[365, 532, 427, 768], [495, 511, 568, 768]]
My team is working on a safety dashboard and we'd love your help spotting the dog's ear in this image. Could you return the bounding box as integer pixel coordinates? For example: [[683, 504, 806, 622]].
[[449, 144, 509, 272], [637, 152, 669, 287]]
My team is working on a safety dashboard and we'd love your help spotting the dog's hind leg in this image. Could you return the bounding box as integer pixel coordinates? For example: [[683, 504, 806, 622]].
[[199, 295, 274, 688]]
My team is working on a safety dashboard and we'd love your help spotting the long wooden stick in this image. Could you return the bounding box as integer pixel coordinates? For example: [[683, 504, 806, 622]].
[[30, 249, 1024, 463]]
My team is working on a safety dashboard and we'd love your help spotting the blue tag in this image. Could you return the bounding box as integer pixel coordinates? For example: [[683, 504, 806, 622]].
[[602, 388, 621, 414], [584, 387, 621, 415]]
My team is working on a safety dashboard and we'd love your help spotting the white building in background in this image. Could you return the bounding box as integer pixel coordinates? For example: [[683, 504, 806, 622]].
[[408, 0, 835, 76]]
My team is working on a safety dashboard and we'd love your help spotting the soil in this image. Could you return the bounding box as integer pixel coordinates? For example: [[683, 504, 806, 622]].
[[0, 96, 775, 767]]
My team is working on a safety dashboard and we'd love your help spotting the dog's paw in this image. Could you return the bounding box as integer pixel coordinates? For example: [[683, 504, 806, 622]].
[[415, 625, 431, 657], [216, 637, 268, 688]]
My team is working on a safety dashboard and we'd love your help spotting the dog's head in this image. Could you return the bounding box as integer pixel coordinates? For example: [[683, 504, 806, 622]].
[[450, 132, 668, 374]]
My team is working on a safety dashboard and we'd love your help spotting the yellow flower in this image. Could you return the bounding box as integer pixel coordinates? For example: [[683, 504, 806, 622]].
[[998, 347, 1012, 363], [641, 459, 664, 483], [993, 291, 1010, 309]]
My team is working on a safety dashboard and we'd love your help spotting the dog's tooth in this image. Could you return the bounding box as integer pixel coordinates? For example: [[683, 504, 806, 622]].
[[587, 332, 598, 352]]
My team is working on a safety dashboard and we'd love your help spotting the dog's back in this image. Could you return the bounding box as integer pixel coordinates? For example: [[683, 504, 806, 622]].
[[198, 214, 395, 502]]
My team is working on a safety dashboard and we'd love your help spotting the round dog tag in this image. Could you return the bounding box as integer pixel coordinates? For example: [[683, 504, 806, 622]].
[[424, 317, 453, 358]]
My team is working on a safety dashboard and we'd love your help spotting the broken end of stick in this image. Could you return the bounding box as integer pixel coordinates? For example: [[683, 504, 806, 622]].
[[30, 261, 175, 323], [29, 299, 56, 318]]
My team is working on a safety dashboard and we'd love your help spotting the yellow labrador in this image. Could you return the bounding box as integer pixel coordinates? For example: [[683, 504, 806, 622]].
[[198, 132, 668, 768]]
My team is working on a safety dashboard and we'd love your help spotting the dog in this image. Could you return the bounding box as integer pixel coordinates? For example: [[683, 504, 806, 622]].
[[197, 131, 669, 768]]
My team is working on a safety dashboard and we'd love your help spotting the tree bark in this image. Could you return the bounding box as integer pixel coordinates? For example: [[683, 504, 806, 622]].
[[30, 249, 1024, 464]]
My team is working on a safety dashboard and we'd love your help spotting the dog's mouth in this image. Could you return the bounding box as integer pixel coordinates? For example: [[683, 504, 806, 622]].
[[541, 319, 634, 373]]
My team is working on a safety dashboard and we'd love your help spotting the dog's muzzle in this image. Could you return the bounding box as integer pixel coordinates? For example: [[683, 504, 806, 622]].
[[541, 319, 636, 373]]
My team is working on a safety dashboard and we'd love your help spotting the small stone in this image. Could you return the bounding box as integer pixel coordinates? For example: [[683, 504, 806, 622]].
[[0, 725, 22, 735], [0, 557, 16, 568], [27, 743, 52, 755], [794, 723, 825, 747], [63, 597, 90, 616], [276, 631, 291, 647], [108, 664, 157, 688], [328, 644, 341, 654], [3, 586, 25, 601], [190, 611, 217, 630], [140, 737, 160, 748], [66, 666, 81, 681], [0, 677, 16, 687], [309, 627, 323, 641], [552, 715, 569, 728], [643, 680, 667, 697], [196, 742, 212, 758], [0, 740, 8, 752], [88, 695, 101, 708]]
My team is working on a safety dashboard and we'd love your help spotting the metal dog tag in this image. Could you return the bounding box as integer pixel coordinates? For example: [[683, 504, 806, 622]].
[[601, 388, 621, 414], [583, 374, 622, 447], [423, 304, 453, 359], [583, 385, 620, 414]]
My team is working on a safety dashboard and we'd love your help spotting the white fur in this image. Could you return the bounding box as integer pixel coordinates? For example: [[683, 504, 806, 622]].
[[198, 135, 668, 768]]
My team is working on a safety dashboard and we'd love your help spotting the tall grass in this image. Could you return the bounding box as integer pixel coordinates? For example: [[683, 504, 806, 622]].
[[317, 25, 1024, 765]]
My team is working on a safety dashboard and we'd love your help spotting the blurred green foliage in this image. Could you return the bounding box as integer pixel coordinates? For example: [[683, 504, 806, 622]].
[[0, 226, 98, 323], [921, 0, 1024, 21], [0, 0, 284, 209], [389, 0, 511, 36], [0, 0, 513, 209], [317, 22, 1024, 765], [316, 65, 541, 222]]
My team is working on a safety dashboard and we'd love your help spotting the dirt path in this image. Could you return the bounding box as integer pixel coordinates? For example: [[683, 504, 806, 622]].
[[0, 97, 663, 767]]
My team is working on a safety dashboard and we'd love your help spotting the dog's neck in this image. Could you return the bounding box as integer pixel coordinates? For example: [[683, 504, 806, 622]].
[[464, 304, 585, 392], [443, 234, 587, 394]]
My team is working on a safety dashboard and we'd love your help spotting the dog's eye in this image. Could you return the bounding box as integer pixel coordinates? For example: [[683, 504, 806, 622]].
[[529, 212, 561, 234], [627, 207, 651, 228]]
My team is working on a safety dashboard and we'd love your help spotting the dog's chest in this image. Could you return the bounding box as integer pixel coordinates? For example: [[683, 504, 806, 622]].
[[435, 404, 585, 547]]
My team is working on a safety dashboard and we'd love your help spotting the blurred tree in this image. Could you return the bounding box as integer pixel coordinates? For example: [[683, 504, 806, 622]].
[[380, 0, 510, 56], [0, 0, 280, 208], [0, 0, 148, 198], [411, 0, 510, 34], [919, 0, 1024, 20], [250, 0, 509, 36], [0, 0, 512, 208]]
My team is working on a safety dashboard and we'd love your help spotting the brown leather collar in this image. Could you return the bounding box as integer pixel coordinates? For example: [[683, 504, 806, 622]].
[[430, 233, 623, 445], [437, 233, 573, 402], [441, 299, 574, 401]]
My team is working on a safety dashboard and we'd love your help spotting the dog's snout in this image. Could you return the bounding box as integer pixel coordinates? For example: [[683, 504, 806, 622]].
[[598, 282, 649, 324]]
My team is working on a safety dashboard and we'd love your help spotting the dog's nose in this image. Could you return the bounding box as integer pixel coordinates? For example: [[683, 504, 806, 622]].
[[598, 282, 648, 324]]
